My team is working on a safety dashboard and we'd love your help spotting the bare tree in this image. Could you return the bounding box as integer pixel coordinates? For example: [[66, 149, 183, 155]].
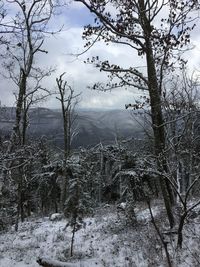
[[163, 70, 200, 197], [56, 73, 81, 160], [56, 72, 81, 209], [0, 0, 61, 217], [162, 70, 200, 248], [20, 68, 54, 145], [74, 0, 200, 228], [134, 69, 200, 253], [1, 0, 61, 147]]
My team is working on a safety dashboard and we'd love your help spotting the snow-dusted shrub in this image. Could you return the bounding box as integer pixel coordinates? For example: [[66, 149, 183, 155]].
[[52, 230, 65, 242], [50, 213, 63, 221], [36, 230, 50, 242], [64, 163, 93, 256]]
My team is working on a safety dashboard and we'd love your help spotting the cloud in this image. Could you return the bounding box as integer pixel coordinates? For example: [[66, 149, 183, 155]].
[[0, 1, 200, 110], [11, 23, 143, 109], [0, 80, 16, 107]]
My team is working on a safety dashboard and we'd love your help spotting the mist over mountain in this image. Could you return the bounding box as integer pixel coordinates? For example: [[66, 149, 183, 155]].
[[0, 107, 145, 148]]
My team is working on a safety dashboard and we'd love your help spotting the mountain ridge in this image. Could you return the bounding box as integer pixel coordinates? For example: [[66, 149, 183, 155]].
[[0, 107, 144, 147]]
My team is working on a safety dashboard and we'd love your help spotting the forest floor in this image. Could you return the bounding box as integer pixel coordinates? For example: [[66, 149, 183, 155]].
[[0, 202, 200, 267]]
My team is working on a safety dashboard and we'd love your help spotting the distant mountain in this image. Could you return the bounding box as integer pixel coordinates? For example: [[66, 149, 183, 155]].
[[0, 107, 145, 148]]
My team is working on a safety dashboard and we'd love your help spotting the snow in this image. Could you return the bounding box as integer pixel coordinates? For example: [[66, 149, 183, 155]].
[[50, 213, 64, 221], [117, 202, 126, 210], [0, 203, 200, 267], [37, 257, 77, 266]]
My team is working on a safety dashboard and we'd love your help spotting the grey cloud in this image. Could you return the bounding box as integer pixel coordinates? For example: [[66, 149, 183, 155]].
[[1, 3, 200, 110]]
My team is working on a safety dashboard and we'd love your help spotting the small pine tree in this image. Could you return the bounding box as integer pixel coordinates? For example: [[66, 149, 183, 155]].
[[64, 164, 92, 256]]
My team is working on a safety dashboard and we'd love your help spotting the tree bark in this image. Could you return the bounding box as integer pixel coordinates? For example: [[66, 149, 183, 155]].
[[139, 0, 175, 228], [146, 47, 175, 228]]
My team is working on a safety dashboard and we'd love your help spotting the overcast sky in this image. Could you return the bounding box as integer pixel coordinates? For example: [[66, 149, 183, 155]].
[[0, 1, 200, 110]]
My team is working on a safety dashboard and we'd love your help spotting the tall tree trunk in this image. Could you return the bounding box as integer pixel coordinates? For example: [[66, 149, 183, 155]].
[[60, 106, 68, 210], [145, 42, 175, 228], [22, 101, 28, 146], [139, 0, 175, 227], [15, 68, 27, 145], [60, 173, 67, 211]]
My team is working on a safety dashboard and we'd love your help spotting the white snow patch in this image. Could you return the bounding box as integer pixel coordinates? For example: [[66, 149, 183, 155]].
[[1, 203, 200, 267]]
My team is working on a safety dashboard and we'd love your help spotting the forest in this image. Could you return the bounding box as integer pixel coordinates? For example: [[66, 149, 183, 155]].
[[0, 0, 200, 266]]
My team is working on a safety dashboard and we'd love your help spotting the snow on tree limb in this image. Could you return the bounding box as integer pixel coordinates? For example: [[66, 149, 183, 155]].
[[37, 257, 77, 267]]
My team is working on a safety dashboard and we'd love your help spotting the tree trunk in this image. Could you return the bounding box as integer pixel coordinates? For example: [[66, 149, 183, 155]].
[[60, 174, 67, 211], [60, 102, 69, 210], [22, 103, 28, 146], [15, 68, 27, 145], [70, 215, 77, 257], [139, 0, 175, 227], [37, 258, 77, 267], [0, 70, 27, 195], [177, 212, 187, 248], [146, 43, 175, 228], [16, 170, 25, 224]]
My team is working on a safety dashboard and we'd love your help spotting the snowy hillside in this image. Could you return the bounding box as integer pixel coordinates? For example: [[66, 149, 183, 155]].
[[1, 203, 200, 267]]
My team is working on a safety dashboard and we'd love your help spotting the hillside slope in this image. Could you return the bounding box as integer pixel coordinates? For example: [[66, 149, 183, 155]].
[[0, 203, 199, 267], [0, 108, 144, 147]]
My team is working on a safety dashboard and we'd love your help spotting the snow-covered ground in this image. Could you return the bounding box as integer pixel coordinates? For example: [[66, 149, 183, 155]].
[[0, 203, 200, 267]]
